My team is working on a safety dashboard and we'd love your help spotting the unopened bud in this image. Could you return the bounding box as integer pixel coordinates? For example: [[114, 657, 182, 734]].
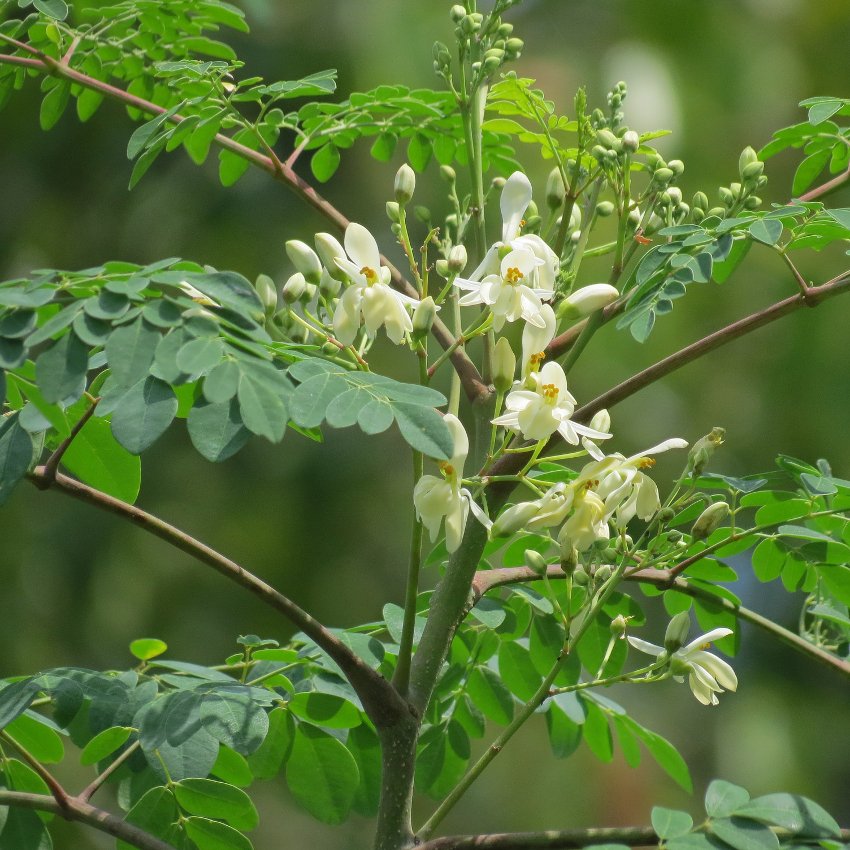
[[738, 146, 758, 178], [687, 426, 725, 476], [319, 268, 341, 298], [302, 283, 317, 303], [491, 176, 506, 190], [440, 164, 457, 183], [664, 611, 691, 652], [414, 205, 431, 224], [254, 274, 278, 314], [545, 167, 566, 210], [597, 129, 619, 149], [744, 196, 762, 210], [589, 409, 610, 434], [657, 506, 675, 523], [285, 240, 322, 285], [653, 167, 674, 185], [572, 565, 588, 585], [666, 187, 683, 205], [492, 501, 538, 537], [526, 549, 549, 577], [498, 22, 514, 37], [493, 336, 516, 393], [742, 161, 764, 181], [386, 201, 401, 223], [707, 206, 726, 218], [315, 232, 347, 281], [282, 272, 306, 303], [557, 283, 619, 321], [691, 501, 730, 541], [719, 187, 733, 205], [622, 130, 640, 152], [668, 159, 685, 176], [692, 191, 709, 212], [449, 4, 465, 23], [412, 296, 437, 339], [595, 565, 613, 583], [610, 614, 629, 637], [595, 200, 615, 217], [448, 244, 468, 273], [435, 259, 450, 278], [505, 37, 524, 56], [394, 163, 416, 204]]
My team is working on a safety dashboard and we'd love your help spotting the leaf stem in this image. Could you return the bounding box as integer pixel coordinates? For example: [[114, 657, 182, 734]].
[[77, 739, 141, 803]]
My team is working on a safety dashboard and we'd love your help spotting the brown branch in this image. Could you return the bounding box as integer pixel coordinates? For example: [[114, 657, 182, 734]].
[[469, 564, 850, 678], [417, 826, 659, 850], [37, 398, 99, 487], [0, 51, 489, 404], [0, 731, 72, 815], [26, 467, 411, 729], [797, 164, 850, 202], [0, 790, 176, 850]]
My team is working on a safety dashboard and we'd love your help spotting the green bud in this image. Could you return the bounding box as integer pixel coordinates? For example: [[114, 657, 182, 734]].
[[590, 108, 605, 125], [738, 145, 759, 177], [448, 244, 468, 273], [414, 205, 431, 224], [707, 206, 726, 218], [742, 160, 764, 181], [572, 565, 588, 585], [321, 340, 339, 356], [319, 268, 341, 298], [493, 336, 516, 393], [445, 214, 459, 230], [460, 14, 479, 33], [433, 40, 451, 68], [285, 239, 322, 285], [719, 187, 733, 205], [653, 167, 674, 185], [282, 272, 306, 304], [692, 191, 709, 212], [657, 506, 675, 523], [545, 167, 566, 209], [668, 159, 685, 176], [483, 56, 502, 74], [692, 208, 705, 224], [730, 182, 742, 199], [435, 259, 450, 278], [272, 308, 292, 333], [315, 232, 347, 281], [591, 145, 608, 162], [498, 22, 514, 37], [450, 4, 466, 22], [610, 614, 629, 637], [664, 611, 691, 652], [597, 128, 619, 149], [744, 196, 762, 210], [525, 549, 549, 577], [391, 222, 402, 237], [412, 296, 437, 339], [687, 426, 726, 476], [385, 201, 401, 223], [491, 176, 506, 190], [595, 565, 613, 583], [621, 130, 640, 152], [505, 37, 524, 56], [254, 274, 278, 315], [595, 200, 616, 217], [301, 283, 317, 304], [394, 163, 416, 204], [557, 283, 619, 321], [757, 175, 769, 188], [492, 501, 538, 537], [484, 47, 505, 62], [440, 164, 457, 183], [692, 501, 730, 541], [524, 214, 542, 233]]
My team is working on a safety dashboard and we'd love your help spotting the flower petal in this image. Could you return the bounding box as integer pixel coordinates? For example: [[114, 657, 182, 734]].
[[501, 171, 533, 242]]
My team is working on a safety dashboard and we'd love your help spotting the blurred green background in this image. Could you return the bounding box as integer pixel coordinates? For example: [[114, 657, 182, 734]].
[[1, 0, 849, 847]]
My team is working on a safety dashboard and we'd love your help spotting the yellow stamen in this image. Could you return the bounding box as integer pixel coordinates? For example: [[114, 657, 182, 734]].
[[505, 266, 524, 284], [638, 457, 656, 469], [439, 461, 455, 477], [529, 351, 546, 370], [541, 382, 559, 403], [360, 265, 379, 284]]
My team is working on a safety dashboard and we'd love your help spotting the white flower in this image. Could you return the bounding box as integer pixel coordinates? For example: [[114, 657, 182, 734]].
[[581, 438, 688, 525], [492, 482, 574, 537], [628, 628, 738, 706], [558, 487, 609, 551], [581, 409, 612, 461], [558, 283, 619, 321], [521, 303, 556, 377], [491, 361, 611, 445], [333, 223, 420, 346], [454, 247, 550, 331], [413, 415, 490, 552]]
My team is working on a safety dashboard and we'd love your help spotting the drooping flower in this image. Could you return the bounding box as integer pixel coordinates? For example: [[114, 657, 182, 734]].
[[628, 627, 738, 706], [491, 482, 574, 537], [520, 303, 556, 377], [558, 486, 610, 551], [413, 415, 489, 552], [454, 247, 550, 331], [333, 223, 421, 346], [491, 361, 611, 445], [580, 438, 688, 525]]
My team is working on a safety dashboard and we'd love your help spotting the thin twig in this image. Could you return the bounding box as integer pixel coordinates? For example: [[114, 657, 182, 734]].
[[37, 398, 99, 487], [26, 467, 411, 729], [0, 731, 72, 814], [417, 825, 659, 849], [76, 739, 141, 803]]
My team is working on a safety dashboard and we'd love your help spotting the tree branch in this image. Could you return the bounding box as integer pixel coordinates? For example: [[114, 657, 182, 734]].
[[417, 826, 658, 850], [0, 790, 176, 850], [0, 51, 489, 405], [27, 467, 411, 729]]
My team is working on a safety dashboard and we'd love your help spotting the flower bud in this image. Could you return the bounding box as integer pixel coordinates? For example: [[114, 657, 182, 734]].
[[657, 506, 675, 523], [492, 501, 538, 537], [386, 201, 401, 223], [691, 501, 730, 541], [572, 565, 588, 585], [254, 273, 278, 315], [433, 40, 451, 70], [282, 272, 306, 304], [560, 541, 579, 575], [668, 159, 685, 176], [315, 232, 347, 281], [595, 200, 615, 217], [595, 565, 613, 583], [414, 205, 431, 224], [449, 4, 465, 22], [742, 161, 764, 181], [525, 549, 549, 577], [440, 164, 457, 184], [692, 191, 709, 212], [493, 336, 516, 393], [319, 268, 341, 299], [546, 167, 566, 210], [448, 244, 468, 273], [738, 146, 758, 178], [596, 128, 619, 150], [498, 22, 514, 37], [491, 176, 506, 190], [588, 408, 610, 435], [505, 37, 524, 57], [719, 187, 733, 205], [610, 614, 629, 637], [687, 426, 725, 476], [412, 296, 437, 340], [622, 130, 640, 152], [569, 204, 582, 231], [666, 187, 683, 205], [302, 283, 317, 304], [394, 163, 416, 204], [664, 611, 691, 653], [557, 283, 619, 321], [285, 240, 322, 285], [744, 196, 762, 210], [435, 259, 450, 278], [653, 167, 674, 185]]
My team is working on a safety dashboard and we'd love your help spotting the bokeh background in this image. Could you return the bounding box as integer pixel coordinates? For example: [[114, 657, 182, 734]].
[[1, 0, 849, 847]]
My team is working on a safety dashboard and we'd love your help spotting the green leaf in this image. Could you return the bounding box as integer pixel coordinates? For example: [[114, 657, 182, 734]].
[[748, 219, 783, 246], [627, 718, 692, 791], [712, 238, 751, 283], [39, 78, 70, 130], [734, 793, 840, 838], [792, 149, 831, 196], [116, 787, 178, 850], [174, 778, 258, 831], [200, 692, 268, 755], [80, 726, 133, 765], [289, 693, 361, 729], [346, 723, 382, 817], [105, 318, 161, 388], [415, 721, 470, 799], [131, 638, 168, 661], [61, 414, 142, 503], [285, 724, 359, 825], [709, 818, 779, 850], [184, 817, 253, 850], [310, 144, 341, 182], [0, 806, 51, 850], [819, 564, 850, 605], [581, 700, 613, 762], [188, 399, 251, 462], [370, 133, 397, 162], [806, 98, 844, 125], [466, 666, 514, 725], [498, 641, 541, 702], [127, 105, 182, 160], [219, 147, 252, 187], [33, 0, 68, 20], [111, 377, 178, 454], [204, 360, 240, 403], [545, 704, 581, 759], [237, 369, 289, 443], [34, 331, 87, 403], [706, 779, 750, 818], [407, 133, 432, 172], [247, 707, 294, 781], [0, 414, 34, 506], [652, 806, 694, 840], [393, 402, 453, 459], [211, 746, 253, 788], [4, 713, 64, 764]]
